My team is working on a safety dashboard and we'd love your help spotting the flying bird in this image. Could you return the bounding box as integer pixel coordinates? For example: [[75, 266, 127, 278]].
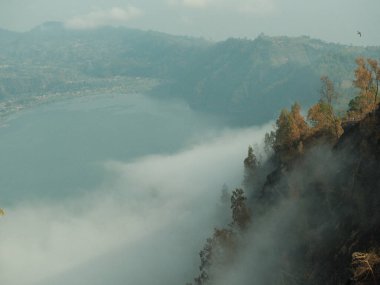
[[357, 31, 362, 37], [0, 208, 4, 216]]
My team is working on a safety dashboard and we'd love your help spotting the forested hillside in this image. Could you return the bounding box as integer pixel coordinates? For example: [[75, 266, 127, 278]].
[[159, 35, 380, 124], [188, 58, 380, 285], [0, 22, 379, 124]]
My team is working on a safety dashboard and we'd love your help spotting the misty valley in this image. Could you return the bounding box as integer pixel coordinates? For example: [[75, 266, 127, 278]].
[[0, 92, 266, 284], [0, 21, 380, 285]]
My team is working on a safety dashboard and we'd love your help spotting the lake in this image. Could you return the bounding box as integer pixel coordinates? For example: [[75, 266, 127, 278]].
[[0, 93, 268, 285], [0, 93, 221, 204]]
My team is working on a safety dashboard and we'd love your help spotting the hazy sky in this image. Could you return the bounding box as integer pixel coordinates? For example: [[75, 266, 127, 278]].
[[0, 0, 379, 44]]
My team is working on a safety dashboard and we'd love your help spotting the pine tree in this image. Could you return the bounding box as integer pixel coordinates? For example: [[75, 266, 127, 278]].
[[231, 188, 251, 231], [243, 145, 258, 187], [264, 131, 275, 154], [194, 228, 236, 285]]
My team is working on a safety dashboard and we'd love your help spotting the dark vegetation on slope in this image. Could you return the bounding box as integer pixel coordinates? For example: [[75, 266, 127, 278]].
[[0, 22, 379, 124], [188, 58, 380, 285]]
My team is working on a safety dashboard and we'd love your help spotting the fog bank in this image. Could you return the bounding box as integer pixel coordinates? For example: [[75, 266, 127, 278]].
[[0, 123, 271, 285]]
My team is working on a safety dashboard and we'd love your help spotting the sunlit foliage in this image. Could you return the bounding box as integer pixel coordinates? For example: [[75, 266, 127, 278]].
[[274, 102, 309, 160], [348, 57, 380, 120], [307, 76, 343, 140]]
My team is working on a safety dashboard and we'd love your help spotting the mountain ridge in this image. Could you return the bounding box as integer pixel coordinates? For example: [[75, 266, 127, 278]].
[[0, 22, 379, 125]]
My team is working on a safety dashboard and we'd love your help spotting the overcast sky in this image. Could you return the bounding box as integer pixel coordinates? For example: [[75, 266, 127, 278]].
[[0, 0, 379, 46]]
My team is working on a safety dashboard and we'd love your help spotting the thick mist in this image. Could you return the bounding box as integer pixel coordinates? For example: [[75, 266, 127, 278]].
[[0, 94, 271, 285], [207, 144, 357, 285]]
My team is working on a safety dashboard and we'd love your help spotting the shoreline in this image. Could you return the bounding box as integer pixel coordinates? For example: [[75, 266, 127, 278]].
[[0, 78, 161, 124]]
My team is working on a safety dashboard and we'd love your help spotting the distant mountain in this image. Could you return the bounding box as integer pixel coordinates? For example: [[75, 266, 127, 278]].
[[0, 23, 379, 125], [160, 35, 380, 124]]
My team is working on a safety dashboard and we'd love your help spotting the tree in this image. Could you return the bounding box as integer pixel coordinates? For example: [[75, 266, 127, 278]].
[[264, 130, 276, 154], [290, 102, 309, 138], [348, 57, 380, 120], [194, 228, 236, 285], [320, 75, 336, 105], [192, 189, 249, 285], [244, 145, 258, 171], [367, 58, 380, 104], [274, 103, 309, 153], [353, 57, 372, 92], [243, 145, 259, 187], [308, 102, 332, 130], [231, 188, 251, 231], [307, 76, 343, 140], [307, 102, 343, 139], [275, 108, 293, 149]]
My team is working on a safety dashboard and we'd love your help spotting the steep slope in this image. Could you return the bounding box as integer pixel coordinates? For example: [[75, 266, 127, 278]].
[[255, 109, 380, 284], [193, 107, 380, 285]]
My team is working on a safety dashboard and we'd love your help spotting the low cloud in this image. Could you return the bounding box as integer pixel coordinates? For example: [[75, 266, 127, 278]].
[[65, 6, 142, 30], [183, 0, 208, 8], [0, 124, 271, 285], [166, 0, 276, 15], [167, 0, 208, 8], [237, 0, 276, 16]]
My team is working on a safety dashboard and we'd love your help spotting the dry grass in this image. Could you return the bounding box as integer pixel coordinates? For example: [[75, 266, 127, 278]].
[[352, 251, 380, 284]]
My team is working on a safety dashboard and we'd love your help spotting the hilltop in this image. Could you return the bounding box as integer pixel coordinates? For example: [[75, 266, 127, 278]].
[[0, 23, 379, 124]]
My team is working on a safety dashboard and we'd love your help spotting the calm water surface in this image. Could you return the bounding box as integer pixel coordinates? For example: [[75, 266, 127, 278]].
[[0, 93, 220, 204]]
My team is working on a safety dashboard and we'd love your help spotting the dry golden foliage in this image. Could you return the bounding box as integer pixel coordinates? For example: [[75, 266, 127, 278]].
[[308, 102, 331, 131], [352, 251, 380, 285], [307, 102, 343, 140], [291, 103, 309, 138], [275, 103, 309, 151], [367, 58, 380, 103], [354, 57, 373, 92], [348, 58, 380, 121], [367, 59, 380, 82], [348, 90, 377, 121], [307, 75, 343, 140]]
